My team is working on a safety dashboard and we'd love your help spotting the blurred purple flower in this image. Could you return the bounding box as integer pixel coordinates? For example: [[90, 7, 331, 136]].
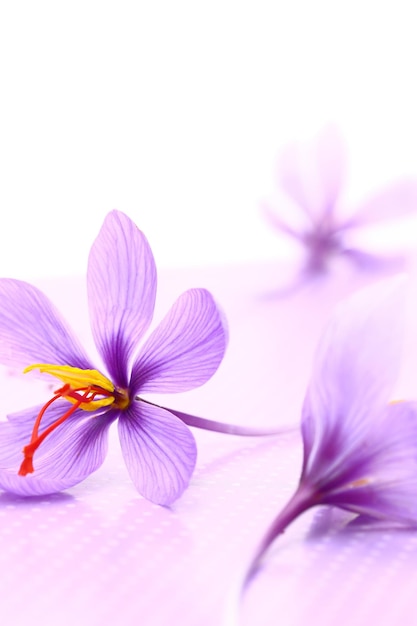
[[0, 210, 276, 505], [241, 277, 417, 591], [263, 128, 417, 284]]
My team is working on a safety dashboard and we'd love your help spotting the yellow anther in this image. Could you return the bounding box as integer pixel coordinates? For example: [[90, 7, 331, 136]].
[[24, 364, 116, 411], [349, 478, 370, 488]]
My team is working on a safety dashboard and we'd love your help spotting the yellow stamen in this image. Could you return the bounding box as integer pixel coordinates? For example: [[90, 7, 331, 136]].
[[19, 363, 131, 476], [349, 478, 370, 488], [24, 364, 117, 411]]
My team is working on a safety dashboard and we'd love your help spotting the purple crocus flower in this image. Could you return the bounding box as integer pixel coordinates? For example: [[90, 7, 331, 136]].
[[263, 128, 417, 284], [235, 277, 417, 601], [0, 210, 276, 505]]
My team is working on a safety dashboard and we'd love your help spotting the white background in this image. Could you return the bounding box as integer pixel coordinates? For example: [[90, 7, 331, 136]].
[[1, 0, 417, 279]]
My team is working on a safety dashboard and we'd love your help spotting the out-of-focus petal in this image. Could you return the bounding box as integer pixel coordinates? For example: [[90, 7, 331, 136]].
[[87, 210, 157, 387], [321, 402, 417, 525], [130, 288, 226, 394], [341, 248, 406, 272], [279, 142, 313, 218], [118, 400, 197, 505], [345, 180, 417, 227], [0, 279, 92, 370], [302, 277, 406, 481], [0, 402, 114, 496], [278, 126, 346, 222], [314, 126, 347, 218], [261, 202, 303, 240]]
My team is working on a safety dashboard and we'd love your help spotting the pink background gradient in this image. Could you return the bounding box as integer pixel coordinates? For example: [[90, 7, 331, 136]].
[[1, 262, 416, 626]]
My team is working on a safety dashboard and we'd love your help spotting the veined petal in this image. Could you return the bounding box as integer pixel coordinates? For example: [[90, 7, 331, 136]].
[[87, 210, 157, 387], [118, 401, 197, 505], [345, 180, 417, 228], [0, 402, 115, 496], [0, 402, 69, 465], [0, 279, 92, 370], [302, 277, 406, 481], [321, 402, 417, 525], [130, 288, 227, 394]]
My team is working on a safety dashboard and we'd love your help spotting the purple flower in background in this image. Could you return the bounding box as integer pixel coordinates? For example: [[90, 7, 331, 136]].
[[236, 277, 417, 598], [263, 128, 417, 285], [0, 211, 276, 505]]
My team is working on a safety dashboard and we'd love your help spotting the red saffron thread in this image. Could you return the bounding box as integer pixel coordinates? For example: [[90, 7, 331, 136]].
[[18, 383, 113, 476]]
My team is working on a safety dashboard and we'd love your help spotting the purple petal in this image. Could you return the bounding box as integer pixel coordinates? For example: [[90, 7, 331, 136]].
[[130, 288, 227, 394], [278, 126, 346, 222], [342, 247, 406, 272], [0, 279, 92, 371], [0, 402, 115, 496], [261, 202, 303, 240], [321, 402, 417, 525], [87, 211, 157, 387], [118, 400, 197, 505], [314, 126, 347, 217], [302, 277, 406, 481], [345, 180, 417, 228]]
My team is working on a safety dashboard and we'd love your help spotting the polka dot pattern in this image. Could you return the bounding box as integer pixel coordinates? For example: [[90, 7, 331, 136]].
[[0, 265, 415, 626]]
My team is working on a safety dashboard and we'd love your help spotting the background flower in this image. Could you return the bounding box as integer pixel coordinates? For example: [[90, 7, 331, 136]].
[[263, 128, 417, 288], [226, 277, 417, 624]]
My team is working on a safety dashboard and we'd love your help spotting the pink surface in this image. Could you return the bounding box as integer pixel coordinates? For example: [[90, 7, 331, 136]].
[[1, 261, 416, 626]]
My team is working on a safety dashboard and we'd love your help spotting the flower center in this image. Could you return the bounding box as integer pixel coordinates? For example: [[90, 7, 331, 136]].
[[18, 363, 130, 477]]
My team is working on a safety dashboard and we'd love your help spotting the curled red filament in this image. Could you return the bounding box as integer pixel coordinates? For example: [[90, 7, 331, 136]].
[[18, 383, 113, 476]]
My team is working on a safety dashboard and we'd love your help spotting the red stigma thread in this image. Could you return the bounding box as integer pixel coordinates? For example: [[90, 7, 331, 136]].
[[18, 383, 113, 476]]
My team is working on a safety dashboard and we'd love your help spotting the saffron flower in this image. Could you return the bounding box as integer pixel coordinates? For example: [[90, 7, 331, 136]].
[[235, 277, 417, 604], [0, 210, 276, 505], [263, 128, 417, 284]]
